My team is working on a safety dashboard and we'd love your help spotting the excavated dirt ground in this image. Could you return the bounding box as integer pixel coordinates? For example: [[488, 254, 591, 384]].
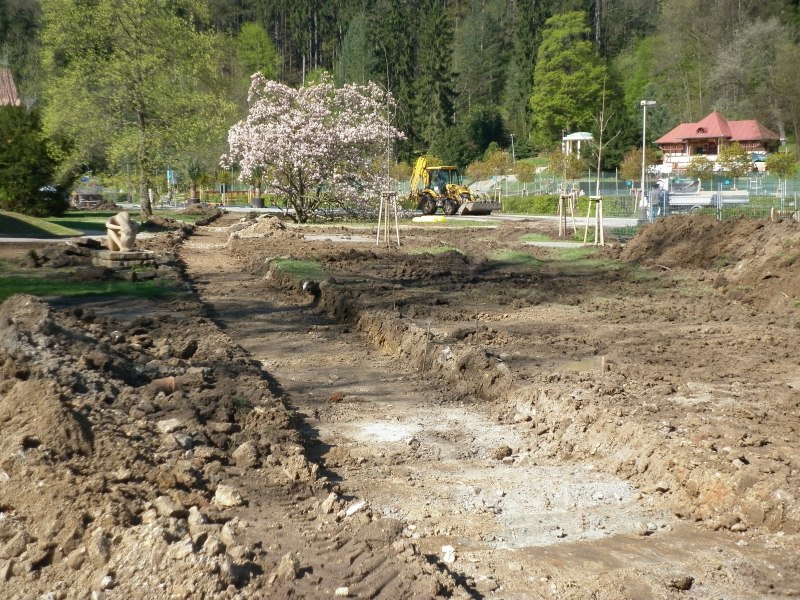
[[1, 212, 800, 599]]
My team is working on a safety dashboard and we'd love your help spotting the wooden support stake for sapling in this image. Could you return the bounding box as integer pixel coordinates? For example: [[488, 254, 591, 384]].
[[421, 321, 431, 375]]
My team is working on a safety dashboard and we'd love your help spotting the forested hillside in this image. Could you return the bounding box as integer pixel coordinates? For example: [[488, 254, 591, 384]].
[[1, 0, 799, 177]]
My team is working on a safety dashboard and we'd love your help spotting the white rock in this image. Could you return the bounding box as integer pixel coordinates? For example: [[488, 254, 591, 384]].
[[156, 418, 184, 434], [320, 492, 338, 514], [153, 495, 184, 518], [99, 575, 114, 590], [213, 484, 244, 508], [334, 587, 350, 597], [441, 544, 456, 564], [345, 500, 367, 517]]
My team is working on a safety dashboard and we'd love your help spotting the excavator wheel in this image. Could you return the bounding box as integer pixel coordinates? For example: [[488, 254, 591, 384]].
[[421, 194, 438, 215], [443, 199, 459, 215]]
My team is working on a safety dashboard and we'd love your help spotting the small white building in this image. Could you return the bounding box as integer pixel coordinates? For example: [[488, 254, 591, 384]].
[[562, 131, 594, 155]]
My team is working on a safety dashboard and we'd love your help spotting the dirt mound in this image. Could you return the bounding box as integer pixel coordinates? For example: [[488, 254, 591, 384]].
[[622, 215, 800, 312], [0, 289, 463, 599], [180, 204, 219, 216], [229, 215, 289, 240], [0, 379, 93, 458]]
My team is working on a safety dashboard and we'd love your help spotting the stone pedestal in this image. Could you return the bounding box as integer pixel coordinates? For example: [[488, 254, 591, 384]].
[[91, 250, 156, 269]]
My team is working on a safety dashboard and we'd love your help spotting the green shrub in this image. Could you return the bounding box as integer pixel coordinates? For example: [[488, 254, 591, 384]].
[[502, 194, 559, 215], [0, 106, 68, 216]]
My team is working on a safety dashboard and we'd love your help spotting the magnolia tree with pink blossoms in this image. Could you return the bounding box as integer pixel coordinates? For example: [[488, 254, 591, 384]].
[[222, 73, 404, 223]]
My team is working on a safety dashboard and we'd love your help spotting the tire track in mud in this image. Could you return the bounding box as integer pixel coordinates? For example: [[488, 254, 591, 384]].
[[181, 219, 799, 599]]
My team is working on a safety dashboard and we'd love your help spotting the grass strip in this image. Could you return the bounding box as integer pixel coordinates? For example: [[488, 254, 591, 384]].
[[490, 250, 541, 266], [0, 211, 83, 238], [271, 258, 326, 281], [0, 276, 181, 304], [407, 246, 464, 256]]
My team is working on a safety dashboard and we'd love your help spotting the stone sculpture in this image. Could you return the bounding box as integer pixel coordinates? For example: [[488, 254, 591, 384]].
[[105, 211, 137, 251]]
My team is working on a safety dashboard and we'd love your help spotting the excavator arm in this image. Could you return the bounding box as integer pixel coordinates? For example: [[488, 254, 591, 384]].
[[409, 157, 429, 192]]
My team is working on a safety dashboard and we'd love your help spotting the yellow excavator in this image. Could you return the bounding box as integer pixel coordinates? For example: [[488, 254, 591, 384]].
[[408, 157, 500, 216]]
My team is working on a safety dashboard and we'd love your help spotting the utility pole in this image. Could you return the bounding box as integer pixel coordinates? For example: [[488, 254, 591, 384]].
[[640, 100, 656, 220]]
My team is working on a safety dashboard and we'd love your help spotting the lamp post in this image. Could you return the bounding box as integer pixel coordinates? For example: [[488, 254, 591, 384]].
[[641, 100, 656, 219]]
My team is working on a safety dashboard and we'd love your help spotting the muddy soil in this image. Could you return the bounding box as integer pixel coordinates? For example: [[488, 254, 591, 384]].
[[177, 213, 800, 598], [1, 212, 799, 599]]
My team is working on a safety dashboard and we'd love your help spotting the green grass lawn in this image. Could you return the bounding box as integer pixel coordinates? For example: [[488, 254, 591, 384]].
[[1, 209, 208, 239], [0, 211, 84, 238], [270, 258, 326, 281], [0, 274, 181, 304], [490, 250, 541, 266]]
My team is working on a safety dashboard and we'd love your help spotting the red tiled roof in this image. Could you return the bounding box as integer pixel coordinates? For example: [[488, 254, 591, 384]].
[[655, 111, 779, 144], [0, 67, 21, 106]]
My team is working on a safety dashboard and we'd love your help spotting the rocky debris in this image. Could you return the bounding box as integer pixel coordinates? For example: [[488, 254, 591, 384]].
[[667, 575, 695, 591], [275, 552, 300, 582], [491, 445, 513, 460], [0, 293, 328, 597], [213, 484, 245, 508]]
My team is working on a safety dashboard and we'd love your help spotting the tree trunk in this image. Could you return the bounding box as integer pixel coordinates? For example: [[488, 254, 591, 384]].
[[137, 111, 153, 216]]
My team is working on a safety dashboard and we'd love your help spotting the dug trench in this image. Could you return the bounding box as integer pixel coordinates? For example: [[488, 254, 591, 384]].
[[180, 213, 800, 598]]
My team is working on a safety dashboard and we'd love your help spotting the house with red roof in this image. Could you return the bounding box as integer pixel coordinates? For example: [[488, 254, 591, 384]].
[[655, 111, 780, 173], [0, 67, 22, 107]]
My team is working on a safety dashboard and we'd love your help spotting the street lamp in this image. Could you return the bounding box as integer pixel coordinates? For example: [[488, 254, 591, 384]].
[[641, 100, 656, 219]]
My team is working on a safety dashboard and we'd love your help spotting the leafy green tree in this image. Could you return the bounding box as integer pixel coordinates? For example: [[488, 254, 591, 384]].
[[773, 41, 800, 153], [717, 142, 752, 185], [530, 11, 608, 150], [237, 22, 281, 81], [548, 149, 586, 182], [502, 0, 556, 147], [366, 0, 417, 153], [765, 152, 797, 179], [0, 0, 42, 104], [684, 156, 714, 184], [709, 18, 791, 126], [429, 105, 507, 168], [0, 106, 67, 216], [619, 147, 659, 185], [39, 0, 235, 215]]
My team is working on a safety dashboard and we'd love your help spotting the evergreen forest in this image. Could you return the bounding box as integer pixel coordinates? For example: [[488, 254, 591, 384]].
[[1, 0, 799, 197]]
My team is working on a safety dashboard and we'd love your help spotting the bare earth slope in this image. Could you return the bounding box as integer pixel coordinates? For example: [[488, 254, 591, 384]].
[[179, 214, 800, 599]]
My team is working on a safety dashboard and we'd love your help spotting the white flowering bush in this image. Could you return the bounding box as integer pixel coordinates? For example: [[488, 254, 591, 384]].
[[222, 73, 403, 222]]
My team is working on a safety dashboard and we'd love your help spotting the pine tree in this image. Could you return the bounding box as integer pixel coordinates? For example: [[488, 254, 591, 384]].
[[453, 0, 508, 114], [335, 12, 371, 86], [413, 0, 456, 150], [366, 0, 417, 152], [529, 11, 607, 150], [502, 0, 555, 151]]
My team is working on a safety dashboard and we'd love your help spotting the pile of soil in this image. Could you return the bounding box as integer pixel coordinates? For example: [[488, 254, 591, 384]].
[[621, 215, 800, 312], [181, 215, 800, 597], [228, 215, 290, 240], [0, 221, 463, 600]]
